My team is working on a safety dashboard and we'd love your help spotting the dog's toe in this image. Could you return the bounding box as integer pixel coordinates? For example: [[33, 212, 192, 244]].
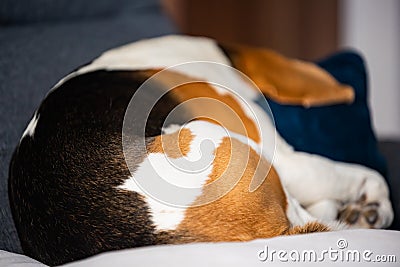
[[338, 195, 392, 228], [344, 209, 360, 224], [363, 207, 379, 225]]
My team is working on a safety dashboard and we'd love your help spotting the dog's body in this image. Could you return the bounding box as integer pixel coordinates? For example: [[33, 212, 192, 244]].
[[9, 35, 393, 265]]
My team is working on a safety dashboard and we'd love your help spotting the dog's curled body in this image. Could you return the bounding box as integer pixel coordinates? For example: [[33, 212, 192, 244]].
[[9, 35, 393, 265]]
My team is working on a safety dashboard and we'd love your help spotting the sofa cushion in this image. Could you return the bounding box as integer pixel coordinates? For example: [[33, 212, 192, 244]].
[[257, 51, 387, 177]]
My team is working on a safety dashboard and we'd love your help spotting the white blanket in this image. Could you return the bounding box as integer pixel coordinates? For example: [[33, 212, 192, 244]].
[[63, 229, 399, 266], [0, 230, 400, 267], [5, 229, 397, 267]]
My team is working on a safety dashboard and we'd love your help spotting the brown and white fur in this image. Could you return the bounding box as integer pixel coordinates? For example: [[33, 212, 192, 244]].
[[9, 35, 393, 265]]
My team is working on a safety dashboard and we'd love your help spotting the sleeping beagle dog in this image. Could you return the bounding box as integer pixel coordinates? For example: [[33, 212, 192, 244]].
[[9, 35, 393, 265]]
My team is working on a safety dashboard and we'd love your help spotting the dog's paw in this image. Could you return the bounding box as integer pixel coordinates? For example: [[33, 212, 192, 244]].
[[338, 193, 393, 228], [335, 165, 394, 229]]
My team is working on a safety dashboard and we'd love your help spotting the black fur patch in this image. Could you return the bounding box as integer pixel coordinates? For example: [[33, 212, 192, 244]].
[[9, 70, 189, 265]]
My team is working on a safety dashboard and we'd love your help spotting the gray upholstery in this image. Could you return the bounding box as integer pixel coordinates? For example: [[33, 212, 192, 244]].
[[0, 0, 175, 253], [1, 0, 136, 23]]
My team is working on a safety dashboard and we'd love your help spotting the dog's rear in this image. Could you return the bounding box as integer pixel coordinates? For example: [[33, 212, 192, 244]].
[[9, 71, 163, 264], [9, 69, 329, 265]]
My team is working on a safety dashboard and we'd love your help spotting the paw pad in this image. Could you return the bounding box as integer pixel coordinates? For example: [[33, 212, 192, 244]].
[[338, 195, 381, 228]]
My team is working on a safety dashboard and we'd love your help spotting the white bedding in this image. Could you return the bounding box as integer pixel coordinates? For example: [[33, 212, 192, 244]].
[[2, 230, 399, 267], [0, 250, 46, 267]]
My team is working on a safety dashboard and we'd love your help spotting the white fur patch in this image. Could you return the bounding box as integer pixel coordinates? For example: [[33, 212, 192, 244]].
[[50, 35, 258, 100], [21, 113, 39, 139], [118, 171, 189, 231], [284, 188, 316, 227], [118, 120, 230, 231], [162, 124, 182, 135]]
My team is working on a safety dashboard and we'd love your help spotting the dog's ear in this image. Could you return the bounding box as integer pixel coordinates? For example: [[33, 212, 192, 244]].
[[220, 43, 354, 107]]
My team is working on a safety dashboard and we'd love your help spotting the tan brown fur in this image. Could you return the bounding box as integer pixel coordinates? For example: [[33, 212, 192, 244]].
[[170, 82, 260, 143], [221, 43, 355, 107], [287, 222, 330, 235], [175, 137, 291, 242], [148, 128, 193, 158], [140, 70, 261, 143]]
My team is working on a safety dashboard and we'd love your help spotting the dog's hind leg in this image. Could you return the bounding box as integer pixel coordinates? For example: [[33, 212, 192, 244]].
[[272, 150, 393, 228]]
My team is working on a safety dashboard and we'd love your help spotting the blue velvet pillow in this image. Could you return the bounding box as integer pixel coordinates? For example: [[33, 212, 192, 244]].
[[256, 51, 387, 177]]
